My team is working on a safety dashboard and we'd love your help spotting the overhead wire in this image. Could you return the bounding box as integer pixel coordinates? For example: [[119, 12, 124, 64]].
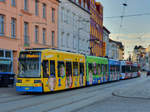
[[104, 13, 150, 19], [117, 0, 128, 40]]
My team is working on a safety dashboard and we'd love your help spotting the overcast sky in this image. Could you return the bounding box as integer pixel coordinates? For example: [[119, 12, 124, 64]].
[[97, 0, 150, 58]]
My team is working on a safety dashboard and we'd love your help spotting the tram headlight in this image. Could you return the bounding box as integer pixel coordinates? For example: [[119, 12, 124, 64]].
[[34, 80, 41, 83], [17, 80, 22, 83]]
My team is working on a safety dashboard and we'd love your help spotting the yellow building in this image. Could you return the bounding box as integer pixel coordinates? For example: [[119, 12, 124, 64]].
[[90, 0, 103, 57]]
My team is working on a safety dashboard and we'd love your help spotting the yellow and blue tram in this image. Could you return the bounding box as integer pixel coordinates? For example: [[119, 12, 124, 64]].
[[16, 49, 140, 92]]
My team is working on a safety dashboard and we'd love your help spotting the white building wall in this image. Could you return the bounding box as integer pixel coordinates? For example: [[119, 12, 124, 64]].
[[58, 0, 90, 55], [103, 29, 109, 57], [109, 42, 118, 60]]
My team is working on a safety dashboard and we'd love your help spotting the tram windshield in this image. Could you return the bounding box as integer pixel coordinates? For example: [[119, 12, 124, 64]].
[[18, 52, 41, 78], [0, 59, 12, 73]]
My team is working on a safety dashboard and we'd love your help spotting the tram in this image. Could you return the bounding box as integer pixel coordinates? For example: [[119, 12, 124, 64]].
[[16, 49, 86, 92], [120, 61, 139, 80], [109, 59, 120, 81], [131, 63, 139, 78], [16, 49, 140, 92], [86, 56, 108, 85]]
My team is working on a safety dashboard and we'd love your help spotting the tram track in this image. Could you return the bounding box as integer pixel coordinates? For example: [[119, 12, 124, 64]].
[[0, 77, 141, 112], [5, 78, 139, 112]]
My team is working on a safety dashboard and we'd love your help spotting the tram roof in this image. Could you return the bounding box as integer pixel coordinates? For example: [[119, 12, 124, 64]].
[[21, 48, 85, 57], [86, 55, 108, 64], [109, 59, 120, 65]]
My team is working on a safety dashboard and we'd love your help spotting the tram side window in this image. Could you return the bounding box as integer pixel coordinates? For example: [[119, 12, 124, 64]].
[[110, 66, 112, 72], [105, 64, 108, 73], [66, 62, 72, 77], [43, 60, 49, 78], [101, 64, 103, 73], [58, 61, 65, 77], [111, 66, 115, 72], [126, 66, 130, 73], [88, 63, 93, 73], [80, 63, 84, 76], [73, 62, 78, 76], [118, 65, 120, 72], [114, 66, 116, 72], [50, 60, 55, 77], [97, 64, 101, 75], [122, 66, 126, 73], [93, 63, 97, 75]]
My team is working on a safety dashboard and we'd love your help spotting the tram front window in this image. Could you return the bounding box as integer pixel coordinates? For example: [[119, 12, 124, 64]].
[[18, 58, 40, 78]]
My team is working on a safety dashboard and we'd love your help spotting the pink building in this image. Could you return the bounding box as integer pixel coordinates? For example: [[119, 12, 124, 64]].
[[0, 0, 59, 74]]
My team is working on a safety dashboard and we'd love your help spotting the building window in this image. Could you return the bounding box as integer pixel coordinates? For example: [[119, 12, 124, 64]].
[[52, 31, 55, 47], [66, 10, 69, 24], [66, 33, 70, 48], [73, 35, 76, 49], [24, 0, 28, 11], [43, 28, 46, 44], [35, 26, 39, 43], [24, 22, 29, 45], [61, 7, 64, 22], [61, 32, 64, 47], [0, 15, 4, 36], [11, 18, 16, 38], [52, 8, 55, 23], [43, 3, 46, 19], [0, 0, 5, 2], [11, 0, 16, 7], [35, 0, 39, 16]]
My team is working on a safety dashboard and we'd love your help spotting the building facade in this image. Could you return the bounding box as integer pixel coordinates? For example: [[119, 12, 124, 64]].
[[109, 39, 119, 60], [0, 0, 59, 74], [117, 42, 124, 60], [58, 0, 90, 55], [103, 26, 110, 57], [89, 0, 103, 57], [132, 45, 147, 70]]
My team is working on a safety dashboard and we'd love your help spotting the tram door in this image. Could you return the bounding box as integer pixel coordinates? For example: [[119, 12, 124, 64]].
[[42, 60, 56, 92], [42, 60, 50, 92]]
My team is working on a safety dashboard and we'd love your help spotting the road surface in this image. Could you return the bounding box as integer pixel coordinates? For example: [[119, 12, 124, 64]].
[[0, 73, 149, 112]]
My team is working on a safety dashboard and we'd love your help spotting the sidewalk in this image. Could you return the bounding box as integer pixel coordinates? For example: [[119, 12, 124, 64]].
[[113, 74, 150, 99], [0, 86, 17, 97]]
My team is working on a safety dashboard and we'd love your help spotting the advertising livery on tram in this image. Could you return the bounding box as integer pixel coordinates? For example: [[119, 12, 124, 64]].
[[16, 49, 140, 93]]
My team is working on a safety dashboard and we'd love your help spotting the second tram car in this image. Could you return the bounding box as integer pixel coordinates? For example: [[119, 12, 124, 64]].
[[86, 56, 108, 85]]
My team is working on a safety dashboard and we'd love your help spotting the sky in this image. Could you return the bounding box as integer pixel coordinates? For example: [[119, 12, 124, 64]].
[[97, 0, 150, 59]]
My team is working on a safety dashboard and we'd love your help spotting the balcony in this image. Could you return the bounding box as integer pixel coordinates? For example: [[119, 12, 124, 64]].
[[24, 35, 30, 47]]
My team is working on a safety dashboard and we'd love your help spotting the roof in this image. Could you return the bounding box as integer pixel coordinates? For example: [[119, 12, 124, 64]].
[[109, 39, 124, 49]]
